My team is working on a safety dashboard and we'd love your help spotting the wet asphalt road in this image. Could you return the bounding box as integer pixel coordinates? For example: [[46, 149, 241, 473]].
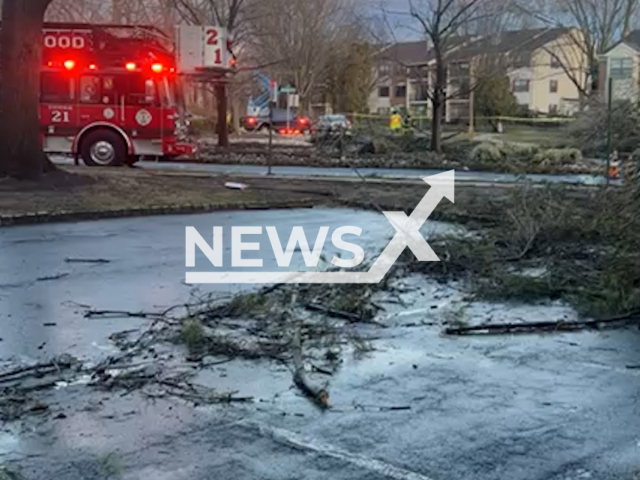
[[1, 210, 639, 480], [51, 156, 609, 185], [0, 208, 397, 362]]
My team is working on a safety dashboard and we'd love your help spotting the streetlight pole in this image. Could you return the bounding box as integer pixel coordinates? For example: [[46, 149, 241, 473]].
[[606, 77, 613, 185]]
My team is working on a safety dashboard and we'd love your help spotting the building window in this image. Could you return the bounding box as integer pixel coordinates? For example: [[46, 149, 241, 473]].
[[549, 80, 558, 93], [610, 58, 633, 79], [550, 55, 561, 69], [395, 85, 407, 98], [378, 86, 390, 98], [549, 104, 558, 115], [513, 79, 530, 92], [415, 84, 429, 101], [378, 63, 391, 77]]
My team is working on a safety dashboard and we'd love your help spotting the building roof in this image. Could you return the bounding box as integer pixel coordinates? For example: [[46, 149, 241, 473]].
[[377, 40, 430, 65], [604, 29, 640, 53], [625, 30, 640, 49], [378, 27, 571, 67], [448, 28, 571, 61]]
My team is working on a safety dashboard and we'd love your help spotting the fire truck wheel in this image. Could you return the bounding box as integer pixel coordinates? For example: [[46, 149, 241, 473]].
[[81, 130, 126, 167]]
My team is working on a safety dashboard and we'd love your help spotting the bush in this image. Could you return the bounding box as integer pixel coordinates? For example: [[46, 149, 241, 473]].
[[469, 143, 504, 163], [188, 117, 216, 136], [442, 139, 477, 159], [500, 143, 539, 157], [532, 148, 582, 166], [569, 100, 640, 155]]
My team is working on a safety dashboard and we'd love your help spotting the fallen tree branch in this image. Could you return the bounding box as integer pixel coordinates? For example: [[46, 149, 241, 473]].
[[37, 273, 70, 282], [0, 355, 78, 383], [291, 297, 330, 410], [304, 302, 363, 323], [445, 312, 640, 336], [65, 258, 111, 264], [85, 310, 167, 320]]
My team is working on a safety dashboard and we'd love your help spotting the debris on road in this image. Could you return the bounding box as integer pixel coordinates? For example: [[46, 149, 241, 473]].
[[36, 272, 70, 282], [85, 309, 167, 320], [65, 258, 111, 264], [445, 312, 640, 336], [289, 298, 331, 410], [304, 302, 362, 323], [224, 182, 249, 190]]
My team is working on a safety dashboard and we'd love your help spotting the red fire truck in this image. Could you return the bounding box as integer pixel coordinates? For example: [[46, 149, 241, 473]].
[[15, 23, 197, 166]]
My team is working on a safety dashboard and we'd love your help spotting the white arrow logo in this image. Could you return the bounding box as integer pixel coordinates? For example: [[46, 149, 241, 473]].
[[186, 170, 455, 284]]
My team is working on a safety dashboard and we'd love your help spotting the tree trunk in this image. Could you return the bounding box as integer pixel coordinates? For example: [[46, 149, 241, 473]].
[[216, 82, 229, 147], [230, 86, 241, 134], [431, 57, 445, 153], [0, 0, 55, 180]]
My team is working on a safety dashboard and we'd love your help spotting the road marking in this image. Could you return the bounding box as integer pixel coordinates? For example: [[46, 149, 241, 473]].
[[240, 421, 437, 480]]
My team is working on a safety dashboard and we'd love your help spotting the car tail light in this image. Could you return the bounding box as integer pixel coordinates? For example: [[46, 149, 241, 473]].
[[151, 63, 164, 73], [125, 62, 137, 71], [63, 60, 76, 70], [247, 117, 257, 125], [298, 117, 308, 125]]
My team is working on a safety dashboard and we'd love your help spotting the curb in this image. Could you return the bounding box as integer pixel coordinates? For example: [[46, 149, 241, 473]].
[[0, 200, 318, 228]]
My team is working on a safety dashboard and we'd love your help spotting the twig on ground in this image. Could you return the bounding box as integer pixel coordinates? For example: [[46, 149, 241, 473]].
[[304, 302, 362, 323], [37, 273, 70, 282], [445, 312, 640, 336], [311, 365, 334, 376], [291, 296, 331, 410], [65, 258, 111, 264], [85, 310, 168, 320]]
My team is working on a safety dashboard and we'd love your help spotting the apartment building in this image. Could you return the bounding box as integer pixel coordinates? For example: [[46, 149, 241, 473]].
[[370, 28, 587, 119], [599, 30, 640, 102]]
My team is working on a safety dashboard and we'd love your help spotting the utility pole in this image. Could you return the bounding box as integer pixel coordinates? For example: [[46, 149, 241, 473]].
[[468, 89, 475, 135], [606, 76, 613, 185], [468, 63, 475, 135], [267, 79, 278, 176]]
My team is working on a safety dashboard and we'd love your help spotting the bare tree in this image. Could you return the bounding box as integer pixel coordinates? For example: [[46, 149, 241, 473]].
[[47, 0, 175, 31], [0, 0, 56, 179], [517, 0, 640, 99], [409, 0, 495, 152], [248, 0, 359, 114]]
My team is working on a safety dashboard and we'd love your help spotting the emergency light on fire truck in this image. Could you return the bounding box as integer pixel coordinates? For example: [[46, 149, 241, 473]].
[[0, 22, 235, 167]]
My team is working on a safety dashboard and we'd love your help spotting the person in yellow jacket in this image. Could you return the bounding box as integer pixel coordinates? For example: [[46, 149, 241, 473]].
[[389, 110, 402, 133]]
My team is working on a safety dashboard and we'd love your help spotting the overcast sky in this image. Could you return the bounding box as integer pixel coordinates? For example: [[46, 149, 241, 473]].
[[361, 0, 423, 41]]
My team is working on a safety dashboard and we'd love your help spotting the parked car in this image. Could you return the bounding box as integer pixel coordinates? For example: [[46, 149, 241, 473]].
[[313, 114, 352, 134], [242, 109, 311, 134], [311, 114, 352, 143]]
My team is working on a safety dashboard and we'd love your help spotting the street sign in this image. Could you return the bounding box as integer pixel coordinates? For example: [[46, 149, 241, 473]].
[[280, 85, 296, 94], [177, 25, 230, 73]]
